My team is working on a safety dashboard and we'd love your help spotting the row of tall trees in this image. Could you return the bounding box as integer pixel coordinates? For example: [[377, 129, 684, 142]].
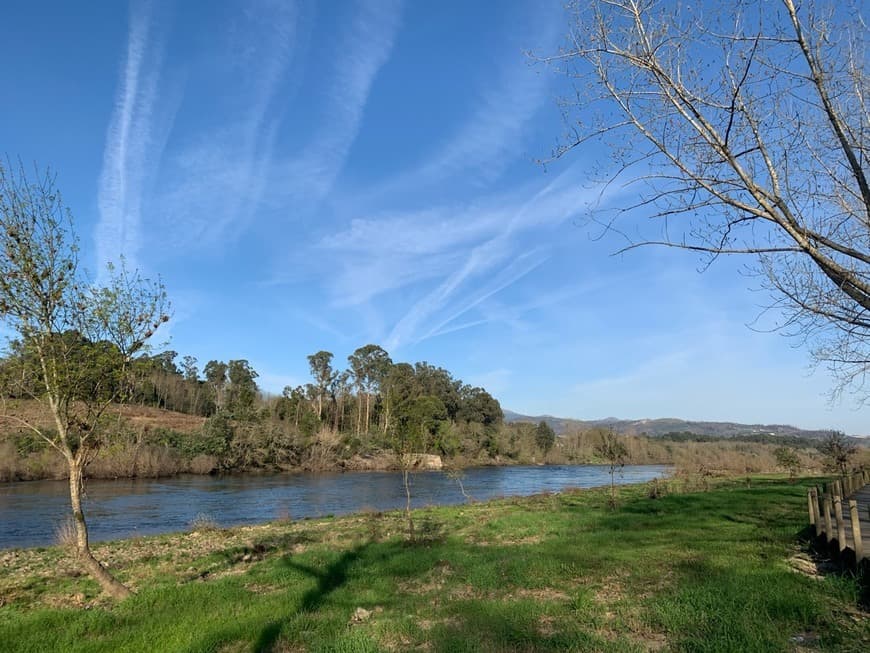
[[278, 346, 503, 456]]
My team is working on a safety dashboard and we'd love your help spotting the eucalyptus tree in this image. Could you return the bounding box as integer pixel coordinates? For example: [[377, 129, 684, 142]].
[[204, 360, 228, 412], [181, 354, 201, 414], [330, 370, 352, 432], [0, 162, 169, 599], [541, 0, 870, 400], [226, 359, 259, 417], [347, 344, 392, 434], [307, 350, 335, 421]]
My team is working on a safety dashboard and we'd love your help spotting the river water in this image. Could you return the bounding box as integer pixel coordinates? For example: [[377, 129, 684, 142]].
[[0, 464, 670, 549]]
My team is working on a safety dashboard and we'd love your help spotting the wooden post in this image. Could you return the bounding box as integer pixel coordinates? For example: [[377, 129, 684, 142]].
[[823, 494, 833, 543], [849, 499, 863, 565], [812, 489, 822, 537], [834, 495, 846, 552], [807, 489, 816, 527], [816, 486, 825, 536]]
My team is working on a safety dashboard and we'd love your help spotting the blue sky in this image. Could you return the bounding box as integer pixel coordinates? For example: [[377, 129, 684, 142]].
[[1, 0, 865, 433]]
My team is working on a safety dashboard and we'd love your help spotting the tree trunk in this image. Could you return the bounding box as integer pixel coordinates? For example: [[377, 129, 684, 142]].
[[365, 393, 371, 434], [384, 399, 391, 435], [403, 468, 414, 540], [68, 456, 132, 599], [609, 468, 616, 507]]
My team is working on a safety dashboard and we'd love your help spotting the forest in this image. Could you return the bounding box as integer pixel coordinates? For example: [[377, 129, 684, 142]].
[[0, 339, 517, 480], [3, 334, 863, 482]]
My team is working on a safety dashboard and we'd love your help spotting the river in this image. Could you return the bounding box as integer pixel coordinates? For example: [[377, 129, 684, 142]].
[[0, 464, 670, 549]]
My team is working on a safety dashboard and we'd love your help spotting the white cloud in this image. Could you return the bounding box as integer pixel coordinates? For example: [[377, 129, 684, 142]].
[[316, 163, 611, 349], [150, 1, 302, 249], [355, 1, 562, 202], [96, 1, 172, 275], [271, 0, 404, 206], [147, 0, 403, 254]]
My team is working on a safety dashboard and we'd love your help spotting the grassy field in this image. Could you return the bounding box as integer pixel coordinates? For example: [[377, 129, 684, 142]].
[[0, 477, 867, 652]]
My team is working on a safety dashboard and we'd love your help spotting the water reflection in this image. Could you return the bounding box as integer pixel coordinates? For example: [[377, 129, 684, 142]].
[[0, 464, 670, 548]]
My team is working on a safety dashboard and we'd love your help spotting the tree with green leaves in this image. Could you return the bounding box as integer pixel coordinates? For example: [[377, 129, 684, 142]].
[[0, 161, 169, 599], [226, 359, 258, 418], [307, 350, 335, 422], [456, 385, 502, 427], [347, 344, 391, 434], [773, 447, 801, 480], [535, 420, 556, 455], [204, 360, 228, 411]]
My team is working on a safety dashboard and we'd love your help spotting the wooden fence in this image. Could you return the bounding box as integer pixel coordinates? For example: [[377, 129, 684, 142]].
[[806, 469, 869, 569]]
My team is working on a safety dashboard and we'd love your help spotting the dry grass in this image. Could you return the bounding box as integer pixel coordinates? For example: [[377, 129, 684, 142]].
[[0, 399, 204, 439]]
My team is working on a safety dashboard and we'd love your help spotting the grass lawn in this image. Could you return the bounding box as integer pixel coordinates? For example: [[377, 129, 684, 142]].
[[0, 477, 867, 652]]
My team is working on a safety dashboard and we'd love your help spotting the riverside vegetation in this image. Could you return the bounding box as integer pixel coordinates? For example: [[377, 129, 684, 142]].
[[3, 345, 866, 482], [1, 476, 868, 652], [3, 394, 866, 482]]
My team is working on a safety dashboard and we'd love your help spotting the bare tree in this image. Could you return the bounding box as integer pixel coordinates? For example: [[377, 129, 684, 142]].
[[595, 428, 628, 508], [0, 161, 169, 599], [817, 430, 858, 474], [539, 0, 869, 399]]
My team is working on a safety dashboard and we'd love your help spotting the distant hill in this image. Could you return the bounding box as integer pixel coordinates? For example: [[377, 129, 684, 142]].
[[502, 410, 866, 440]]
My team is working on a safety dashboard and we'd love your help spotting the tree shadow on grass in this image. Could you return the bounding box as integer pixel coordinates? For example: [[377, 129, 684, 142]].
[[284, 543, 370, 613], [216, 532, 315, 567], [253, 542, 379, 652]]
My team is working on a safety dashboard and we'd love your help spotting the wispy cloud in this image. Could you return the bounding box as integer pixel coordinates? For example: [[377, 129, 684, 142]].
[[148, 0, 402, 255], [273, 0, 403, 206], [96, 1, 171, 275], [151, 0, 303, 250], [393, 57, 551, 192], [387, 163, 615, 350], [317, 162, 610, 350], [353, 1, 561, 203]]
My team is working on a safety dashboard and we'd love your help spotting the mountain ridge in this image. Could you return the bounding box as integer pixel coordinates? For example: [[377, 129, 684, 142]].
[[503, 410, 867, 439]]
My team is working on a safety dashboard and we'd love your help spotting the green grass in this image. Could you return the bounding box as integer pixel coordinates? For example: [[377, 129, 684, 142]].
[[0, 477, 867, 652]]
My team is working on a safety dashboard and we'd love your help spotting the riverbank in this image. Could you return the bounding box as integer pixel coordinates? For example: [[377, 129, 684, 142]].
[[1, 477, 867, 651], [0, 465, 671, 549]]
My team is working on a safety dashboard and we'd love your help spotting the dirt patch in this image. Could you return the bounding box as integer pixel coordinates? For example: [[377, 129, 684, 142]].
[[538, 614, 558, 637], [244, 582, 281, 595], [633, 632, 668, 651], [512, 587, 571, 602], [593, 580, 626, 603], [447, 583, 483, 600], [471, 534, 543, 547]]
